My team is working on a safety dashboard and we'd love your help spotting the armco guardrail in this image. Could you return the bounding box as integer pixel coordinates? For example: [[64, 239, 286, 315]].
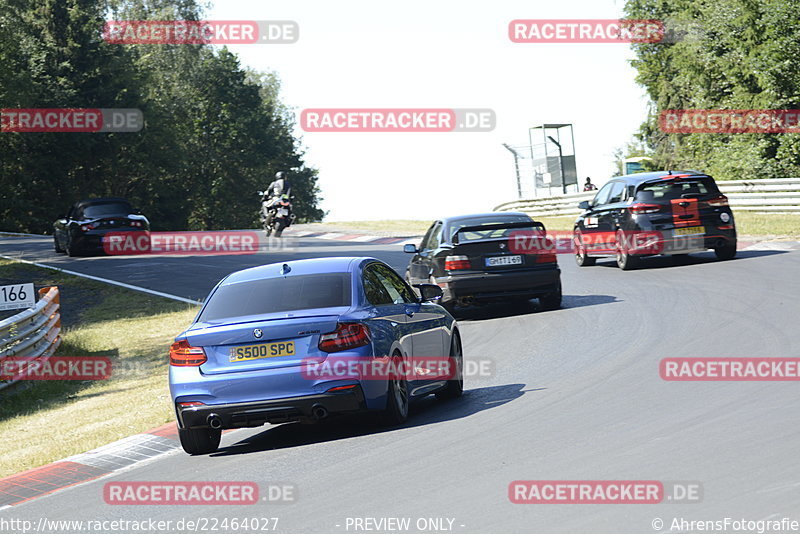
[[0, 286, 62, 391], [494, 178, 800, 217]]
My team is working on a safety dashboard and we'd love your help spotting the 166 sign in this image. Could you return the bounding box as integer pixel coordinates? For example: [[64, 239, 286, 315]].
[[0, 283, 35, 311]]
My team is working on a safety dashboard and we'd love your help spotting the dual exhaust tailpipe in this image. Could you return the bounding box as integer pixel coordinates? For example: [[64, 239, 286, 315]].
[[206, 406, 328, 427]]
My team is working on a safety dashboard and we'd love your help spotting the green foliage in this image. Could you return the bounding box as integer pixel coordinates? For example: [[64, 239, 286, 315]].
[[0, 0, 323, 232], [624, 0, 800, 179]]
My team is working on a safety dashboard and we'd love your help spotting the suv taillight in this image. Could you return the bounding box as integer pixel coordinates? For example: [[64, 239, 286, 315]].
[[444, 255, 471, 270], [706, 195, 729, 207], [169, 339, 207, 366], [629, 203, 663, 214], [318, 323, 371, 353]]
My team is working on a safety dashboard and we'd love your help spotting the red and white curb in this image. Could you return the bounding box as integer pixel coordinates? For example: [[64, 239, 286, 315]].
[[740, 240, 800, 251], [286, 230, 420, 246], [0, 423, 210, 508]]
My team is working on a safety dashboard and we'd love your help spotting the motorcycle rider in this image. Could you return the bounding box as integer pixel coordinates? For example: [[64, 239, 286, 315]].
[[267, 171, 290, 200], [262, 171, 291, 226]]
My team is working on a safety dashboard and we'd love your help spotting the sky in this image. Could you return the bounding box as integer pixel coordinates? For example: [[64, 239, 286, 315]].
[[206, 0, 650, 221]]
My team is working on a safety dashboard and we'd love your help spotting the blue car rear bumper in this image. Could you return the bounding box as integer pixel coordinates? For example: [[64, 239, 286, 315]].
[[176, 386, 367, 429]]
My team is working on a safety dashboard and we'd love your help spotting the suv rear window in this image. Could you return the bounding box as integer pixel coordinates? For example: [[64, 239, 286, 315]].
[[198, 273, 352, 323], [635, 178, 719, 202]]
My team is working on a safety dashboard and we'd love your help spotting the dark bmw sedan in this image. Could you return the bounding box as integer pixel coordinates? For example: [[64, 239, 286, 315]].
[[573, 171, 737, 270], [404, 212, 562, 313], [53, 198, 149, 256]]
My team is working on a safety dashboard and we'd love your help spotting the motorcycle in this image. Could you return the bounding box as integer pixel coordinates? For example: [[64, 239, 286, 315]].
[[258, 191, 295, 237]]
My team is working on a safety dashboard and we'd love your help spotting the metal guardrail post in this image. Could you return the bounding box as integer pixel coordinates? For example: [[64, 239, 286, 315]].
[[494, 178, 800, 216], [0, 286, 62, 391]]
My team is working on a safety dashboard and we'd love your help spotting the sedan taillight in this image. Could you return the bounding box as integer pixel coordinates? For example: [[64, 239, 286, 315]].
[[444, 255, 471, 270], [169, 339, 207, 366], [80, 223, 96, 232], [318, 323, 371, 353], [629, 203, 663, 214]]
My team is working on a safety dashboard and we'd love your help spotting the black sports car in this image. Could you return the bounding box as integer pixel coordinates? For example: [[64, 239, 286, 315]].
[[404, 212, 562, 313], [53, 198, 149, 256], [573, 170, 737, 270]]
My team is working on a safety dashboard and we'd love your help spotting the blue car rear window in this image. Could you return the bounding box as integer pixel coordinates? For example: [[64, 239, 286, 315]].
[[198, 273, 352, 323]]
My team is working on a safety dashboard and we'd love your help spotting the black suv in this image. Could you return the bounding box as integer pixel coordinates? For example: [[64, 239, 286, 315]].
[[404, 212, 562, 312], [54, 198, 149, 256], [573, 171, 736, 270]]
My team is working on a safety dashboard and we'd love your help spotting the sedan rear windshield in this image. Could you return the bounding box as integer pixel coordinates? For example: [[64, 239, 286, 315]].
[[81, 202, 132, 218], [198, 273, 352, 323], [635, 178, 719, 202], [449, 215, 538, 243]]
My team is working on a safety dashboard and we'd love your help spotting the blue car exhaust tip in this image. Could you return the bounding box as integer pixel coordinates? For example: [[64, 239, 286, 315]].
[[207, 413, 223, 429]]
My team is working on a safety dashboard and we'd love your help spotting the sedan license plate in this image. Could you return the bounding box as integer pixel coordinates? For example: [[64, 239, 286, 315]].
[[485, 255, 523, 267], [277, 208, 289, 217], [230, 341, 295, 362], [674, 226, 705, 236]]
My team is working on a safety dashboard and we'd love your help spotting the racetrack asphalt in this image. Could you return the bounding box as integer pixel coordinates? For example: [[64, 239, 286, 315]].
[[1, 233, 799, 533]]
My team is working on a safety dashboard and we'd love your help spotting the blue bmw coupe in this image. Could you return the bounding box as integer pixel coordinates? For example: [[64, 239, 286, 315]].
[[169, 257, 463, 455]]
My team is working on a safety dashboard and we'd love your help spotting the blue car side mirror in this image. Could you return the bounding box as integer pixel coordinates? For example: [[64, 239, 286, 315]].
[[403, 244, 418, 253], [416, 283, 443, 302]]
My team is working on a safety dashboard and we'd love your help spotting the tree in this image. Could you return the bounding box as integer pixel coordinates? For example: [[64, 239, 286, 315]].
[[624, 0, 800, 180], [0, 0, 323, 233]]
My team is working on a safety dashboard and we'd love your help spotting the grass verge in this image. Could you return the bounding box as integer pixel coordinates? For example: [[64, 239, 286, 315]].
[[0, 259, 199, 478]]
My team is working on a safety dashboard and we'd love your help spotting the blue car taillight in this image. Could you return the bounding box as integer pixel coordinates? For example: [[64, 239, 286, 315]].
[[169, 339, 207, 366], [318, 323, 370, 353]]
